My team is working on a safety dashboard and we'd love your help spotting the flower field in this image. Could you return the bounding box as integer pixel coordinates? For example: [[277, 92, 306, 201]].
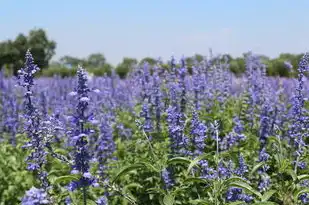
[[1, 50, 309, 205]]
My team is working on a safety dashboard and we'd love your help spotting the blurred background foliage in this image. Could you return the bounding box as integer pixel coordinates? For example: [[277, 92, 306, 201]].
[[0, 28, 303, 78]]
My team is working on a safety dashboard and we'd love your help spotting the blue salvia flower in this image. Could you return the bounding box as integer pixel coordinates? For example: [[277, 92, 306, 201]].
[[178, 57, 187, 113], [258, 147, 270, 174], [140, 102, 153, 133], [259, 96, 272, 147], [40, 91, 48, 119], [17, 50, 49, 189], [4, 94, 20, 146], [65, 196, 72, 205], [289, 53, 309, 168], [222, 57, 232, 103], [116, 123, 132, 139], [190, 110, 207, 155], [258, 148, 270, 161], [297, 161, 307, 169], [67, 66, 97, 196], [151, 65, 162, 132], [226, 187, 253, 203], [199, 160, 217, 180], [141, 62, 151, 102], [226, 187, 242, 202], [96, 196, 108, 205], [0, 70, 4, 90], [299, 180, 309, 204], [161, 168, 174, 190], [244, 52, 265, 129], [299, 193, 309, 204], [234, 154, 248, 177], [95, 114, 116, 180], [168, 83, 178, 109], [221, 116, 246, 150], [218, 160, 233, 179], [258, 175, 271, 192], [191, 65, 202, 110], [166, 106, 188, 156], [21, 187, 50, 205]]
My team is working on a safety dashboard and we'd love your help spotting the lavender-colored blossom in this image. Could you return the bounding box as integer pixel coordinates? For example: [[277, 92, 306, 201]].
[[284, 61, 293, 71], [221, 117, 246, 150], [234, 154, 248, 177], [259, 148, 270, 162], [17, 50, 49, 189], [96, 196, 108, 205], [258, 175, 271, 192], [190, 110, 207, 155], [299, 193, 309, 204], [289, 53, 309, 170], [226, 187, 253, 203], [192, 65, 202, 110], [162, 168, 174, 189], [65, 196, 72, 205], [199, 160, 217, 180], [140, 102, 153, 133], [218, 160, 233, 179], [67, 66, 96, 195], [178, 57, 187, 113], [151, 67, 162, 132], [21, 187, 50, 205], [95, 114, 116, 179], [259, 97, 272, 146], [167, 106, 188, 156]]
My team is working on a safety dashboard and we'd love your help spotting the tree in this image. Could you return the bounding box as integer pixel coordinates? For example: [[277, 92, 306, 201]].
[[115, 57, 138, 78], [0, 28, 56, 75], [194, 54, 204, 62], [140, 57, 156, 65], [229, 57, 245, 75], [59, 56, 86, 67], [0, 40, 20, 74], [27, 28, 56, 69], [87, 53, 106, 68]]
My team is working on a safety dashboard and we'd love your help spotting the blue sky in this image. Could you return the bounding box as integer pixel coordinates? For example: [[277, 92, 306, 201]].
[[1, 0, 309, 65]]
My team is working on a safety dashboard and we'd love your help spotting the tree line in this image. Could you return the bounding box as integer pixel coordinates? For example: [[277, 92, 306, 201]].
[[0, 28, 304, 78]]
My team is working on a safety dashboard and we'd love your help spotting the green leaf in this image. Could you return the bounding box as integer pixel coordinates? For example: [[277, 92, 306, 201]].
[[189, 199, 211, 205], [124, 183, 143, 190], [223, 176, 248, 187], [261, 190, 276, 202], [111, 163, 146, 183], [297, 174, 309, 181], [186, 153, 212, 175], [139, 162, 160, 173], [53, 175, 79, 184], [86, 200, 97, 205], [167, 157, 191, 165], [163, 194, 175, 205], [228, 181, 262, 199], [250, 162, 265, 176], [226, 201, 246, 205], [252, 202, 278, 205], [285, 169, 297, 182], [147, 188, 166, 195], [184, 177, 209, 184], [293, 188, 309, 202]]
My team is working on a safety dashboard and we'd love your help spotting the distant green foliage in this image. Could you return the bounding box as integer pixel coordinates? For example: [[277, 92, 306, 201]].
[[0, 28, 305, 78]]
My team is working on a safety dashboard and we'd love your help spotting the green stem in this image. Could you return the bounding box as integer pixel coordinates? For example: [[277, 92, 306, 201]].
[[83, 186, 87, 205], [142, 130, 157, 160]]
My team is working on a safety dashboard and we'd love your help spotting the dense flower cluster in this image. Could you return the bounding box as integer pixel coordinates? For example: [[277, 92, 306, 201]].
[[21, 187, 50, 205], [2, 51, 309, 204], [17, 50, 49, 189]]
